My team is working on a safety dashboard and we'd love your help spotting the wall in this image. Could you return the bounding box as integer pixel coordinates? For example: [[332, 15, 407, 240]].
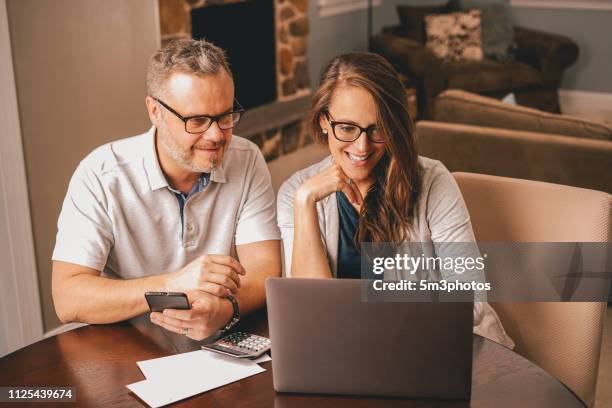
[[7, 0, 160, 332], [370, 0, 612, 93], [307, 3, 370, 87]]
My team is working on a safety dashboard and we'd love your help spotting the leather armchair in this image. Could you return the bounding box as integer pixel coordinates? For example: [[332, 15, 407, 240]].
[[372, 24, 579, 119], [514, 26, 579, 88]]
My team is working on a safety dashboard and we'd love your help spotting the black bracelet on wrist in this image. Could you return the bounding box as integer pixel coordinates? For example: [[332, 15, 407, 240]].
[[222, 295, 240, 332]]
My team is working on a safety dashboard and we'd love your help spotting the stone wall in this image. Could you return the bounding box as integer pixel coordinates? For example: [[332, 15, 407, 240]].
[[275, 0, 310, 100], [249, 118, 313, 161]]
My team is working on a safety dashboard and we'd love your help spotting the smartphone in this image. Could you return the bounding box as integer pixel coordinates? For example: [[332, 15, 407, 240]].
[[145, 291, 191, 312]]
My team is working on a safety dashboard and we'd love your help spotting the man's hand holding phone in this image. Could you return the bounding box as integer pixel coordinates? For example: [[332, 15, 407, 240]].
[[149, 292, 234, 340], [148, 254, 245, 340]]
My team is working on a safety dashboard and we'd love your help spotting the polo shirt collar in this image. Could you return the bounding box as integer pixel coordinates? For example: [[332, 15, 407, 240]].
[[144, 126, 228, 191], [210, 157, 227, 183], [144, 127, 169, 191]]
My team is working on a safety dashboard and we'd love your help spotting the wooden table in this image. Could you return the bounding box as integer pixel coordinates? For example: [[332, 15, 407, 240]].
[[0, 308, 584, 407]]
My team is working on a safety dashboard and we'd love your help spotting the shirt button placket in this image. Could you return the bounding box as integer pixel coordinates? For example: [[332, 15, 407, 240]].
[[183, 200, 196, 249]]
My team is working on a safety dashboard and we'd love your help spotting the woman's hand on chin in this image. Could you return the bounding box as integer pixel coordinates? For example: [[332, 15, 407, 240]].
[[294, 163, 363, 206]]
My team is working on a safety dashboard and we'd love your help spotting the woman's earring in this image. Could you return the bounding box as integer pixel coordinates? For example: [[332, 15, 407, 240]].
[[322, 129, 328, 135]]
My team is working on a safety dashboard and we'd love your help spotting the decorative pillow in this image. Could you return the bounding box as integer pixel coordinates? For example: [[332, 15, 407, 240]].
[[460, 0, 515, 60], [424, 10, 484, 63], [396, 1, 459, 44]]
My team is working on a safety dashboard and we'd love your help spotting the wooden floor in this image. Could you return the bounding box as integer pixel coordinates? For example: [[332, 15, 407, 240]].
[[596, 305, 612, 407]]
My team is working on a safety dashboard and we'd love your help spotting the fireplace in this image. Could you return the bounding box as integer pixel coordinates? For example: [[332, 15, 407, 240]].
[[159, 0, 313, 161], [191, 1, 276, 110]]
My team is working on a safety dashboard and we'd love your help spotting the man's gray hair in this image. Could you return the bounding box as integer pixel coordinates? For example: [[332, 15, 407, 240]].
[[146, 38, 232, 97]]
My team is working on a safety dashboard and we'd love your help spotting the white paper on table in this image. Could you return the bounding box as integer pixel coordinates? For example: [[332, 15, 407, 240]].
[[137, 349, 259, 379], [253, 353, 271, 364], [127, 350, 265, 408]]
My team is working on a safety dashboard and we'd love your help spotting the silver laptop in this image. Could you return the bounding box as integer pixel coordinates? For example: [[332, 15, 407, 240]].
[[266, 278, 473, 399]]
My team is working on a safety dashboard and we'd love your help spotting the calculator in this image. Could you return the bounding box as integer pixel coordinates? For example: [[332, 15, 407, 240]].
[[201, 332, 271, 359]]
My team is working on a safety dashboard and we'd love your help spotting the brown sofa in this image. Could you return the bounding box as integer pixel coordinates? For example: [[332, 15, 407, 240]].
[[417, 90, 612, 193], [372, 8, 578, 119]]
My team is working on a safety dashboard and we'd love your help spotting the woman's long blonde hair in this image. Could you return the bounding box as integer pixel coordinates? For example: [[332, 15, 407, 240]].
[[308, 52, 421, 244]]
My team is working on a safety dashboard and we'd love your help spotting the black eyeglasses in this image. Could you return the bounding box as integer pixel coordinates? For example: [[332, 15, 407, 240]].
[[154, 98, 244, 134], [324, 111, 385, 144]]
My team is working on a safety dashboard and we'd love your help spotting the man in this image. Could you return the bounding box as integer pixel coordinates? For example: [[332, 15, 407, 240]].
[[51, 39, 281, 340]]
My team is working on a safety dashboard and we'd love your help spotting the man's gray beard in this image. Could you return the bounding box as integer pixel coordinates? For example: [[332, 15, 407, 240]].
[[158, 125, 216, 173]]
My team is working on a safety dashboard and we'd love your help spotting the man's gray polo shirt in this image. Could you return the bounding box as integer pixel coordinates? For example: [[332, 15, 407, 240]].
[[52, 127, 280, 279]]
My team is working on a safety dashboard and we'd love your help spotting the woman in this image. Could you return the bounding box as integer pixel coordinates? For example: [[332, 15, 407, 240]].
[[277, 52, 513, 348]]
